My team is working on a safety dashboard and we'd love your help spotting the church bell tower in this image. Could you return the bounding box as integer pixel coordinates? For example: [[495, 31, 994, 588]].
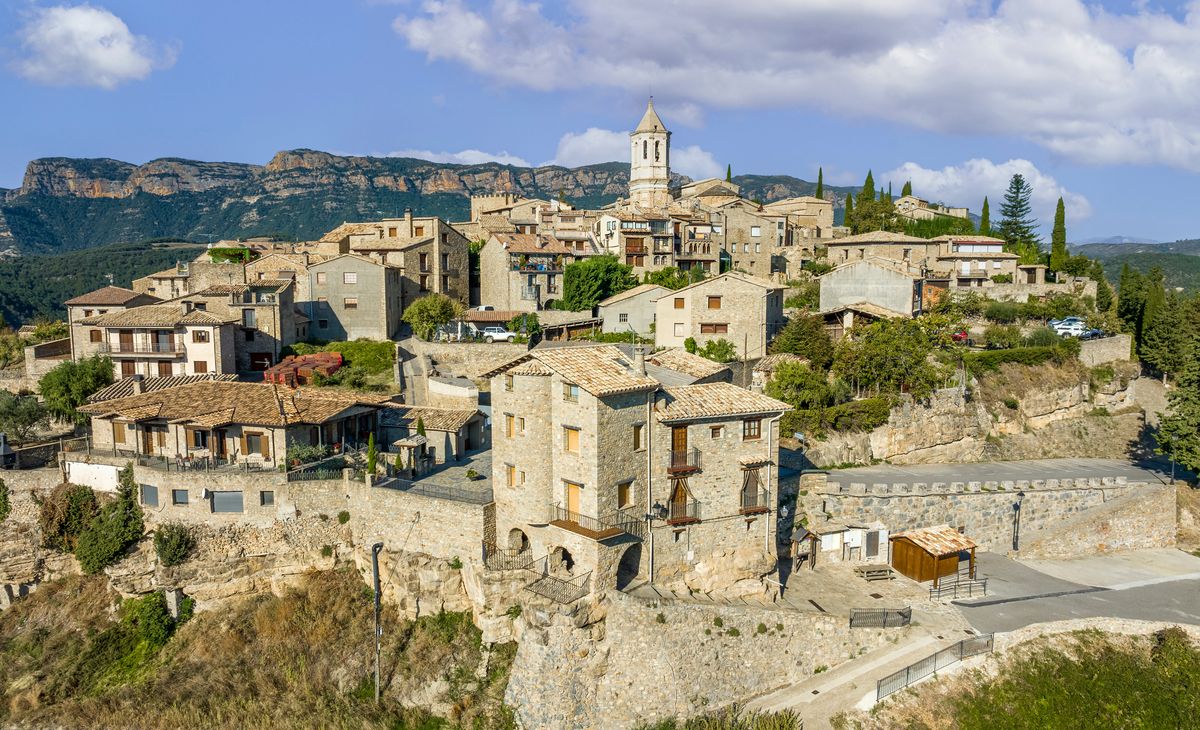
[[629, 98, 672, 209]]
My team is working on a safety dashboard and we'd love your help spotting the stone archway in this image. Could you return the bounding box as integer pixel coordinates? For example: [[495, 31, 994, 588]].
[[507, 528, 530, 554], [550, 546, 575, 574], [615, 543, 643, 591]]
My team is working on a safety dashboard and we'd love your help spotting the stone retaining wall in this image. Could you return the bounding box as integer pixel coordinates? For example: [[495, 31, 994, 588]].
[[1016, 484, 1176, 558], [403, 339, 528, 380], [506, 589, 900, 729], [1079, 334, 1133, 367], [807, 474, 1173, 554]]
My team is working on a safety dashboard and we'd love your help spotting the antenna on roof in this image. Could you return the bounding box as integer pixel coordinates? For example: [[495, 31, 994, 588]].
[[105, 273, 114, 285]]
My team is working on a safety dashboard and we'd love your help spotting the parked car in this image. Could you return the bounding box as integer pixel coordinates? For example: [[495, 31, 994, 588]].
[[1048, 316, 1085, 328], [951, 329, 970, 343], [1053, 321, 1087, 337], [474, 305, 496, 311], [1079, 328, 1106, 340], [481, 326, 517, 343]]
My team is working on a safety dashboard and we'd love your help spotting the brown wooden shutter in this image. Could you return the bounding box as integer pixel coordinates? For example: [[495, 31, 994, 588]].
[[157, 429, 166, 447], [240, 433, 249, 456], [260, 433, 270, 458]]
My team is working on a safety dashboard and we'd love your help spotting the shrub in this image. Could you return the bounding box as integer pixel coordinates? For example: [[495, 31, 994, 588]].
[[964, 342, 1080, 375], [757, 623, 768, 634], [1003, 397, 1020, 410], [824, 398, 892, 432], [713, 617, 724, 628], [337, 510, 350, 524], [40, 482, 99, 551], [697, 338, 737, 363], [784, 280, 820, 310], [154, 523, 194, 567], [656, 612, 667, 624], [983, 324, 1022, 349], [449, 556, 463, 570], [320, 545, 333, 558], [74, 464, 144, 575], [122, 591, 176, 647], [505, 605, 522, 618], [1023, 326, 1062, 347], [727, 628, 741, 637], [984, 300, 1021, 324], [0, 477, 9, 522], [802, 260, 834, 276], [990, 273, 1013, 283], [684, 337, 698, 354]]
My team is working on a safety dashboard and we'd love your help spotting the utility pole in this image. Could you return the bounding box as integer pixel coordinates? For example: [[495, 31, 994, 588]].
[[371, 542, 384, 703]]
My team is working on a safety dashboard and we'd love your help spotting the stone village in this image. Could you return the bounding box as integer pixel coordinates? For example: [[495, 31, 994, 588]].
[[0, 102, 1187, 729]]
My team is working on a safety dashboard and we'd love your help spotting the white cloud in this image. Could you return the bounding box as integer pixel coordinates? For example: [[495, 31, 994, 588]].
[[13, 4, 175, 89], [394, 0, 1200, 171], [548, 128, 627, 167], [387, 148, 531, 166], [882, 158, 1092, 225], [672, 145, 722, 180]]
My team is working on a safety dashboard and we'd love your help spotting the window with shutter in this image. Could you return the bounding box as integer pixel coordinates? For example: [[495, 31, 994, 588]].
[[563, 426, 580, 453]]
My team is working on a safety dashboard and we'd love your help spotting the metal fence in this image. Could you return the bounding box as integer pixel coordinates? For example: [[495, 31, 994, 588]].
[[877, 634, 994, 701], [849, 607, 912, 629], [522, 556, 592, 604], [482, 541, 534, 571], [374, 477, 494, 505], [929, 577, 988, 601], [6, 436, 89, 470]]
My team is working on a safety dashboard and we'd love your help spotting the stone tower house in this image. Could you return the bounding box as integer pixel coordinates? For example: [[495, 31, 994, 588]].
[[629, 98, 672, 209]]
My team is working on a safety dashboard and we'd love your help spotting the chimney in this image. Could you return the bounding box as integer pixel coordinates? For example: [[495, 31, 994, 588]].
[[130, 374, 145, 394], [633, 346, 647, 376], [404, 208, 413, 236]]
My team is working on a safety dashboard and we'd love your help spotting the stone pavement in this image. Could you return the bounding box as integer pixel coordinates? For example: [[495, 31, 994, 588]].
[[824, 458, 1169, 488]]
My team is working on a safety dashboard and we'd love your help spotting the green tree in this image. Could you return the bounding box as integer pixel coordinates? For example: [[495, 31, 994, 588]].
[[644, 266, 692, 290], [154, 523, 195, 567], [1141, 290, 1189, 382], [901, 180, 912, 197], [1090, 260, 1114, 312], [725, 164, 732, 183], [0, 391, 50, 444], [507, 312, 541, 337], [849, 196, 900, 234], [842, 192, 854, 225], [401, 293, 464, 341], [979, 196, 991, 234], [1158, 357, 1200, 474], [766, 361, 847, 411], [997, 174, 1042, 264], [416, 416, 427, 438], [697, 338, 737, 363], [560, 255, 637, 311], [75, 463, 144, 574], [1049, 197, 1068, 274], [1117, 264, 1147, 337], [832, 318, 946, 400], [769, 314, 835, 370], [814, 167, 823, 199], [38, 355, 114, 424], [859, 170, 875, 204], [1137, 268, 1167, 359], [366, 433, 377, 475], [0, 477, 9, 523]]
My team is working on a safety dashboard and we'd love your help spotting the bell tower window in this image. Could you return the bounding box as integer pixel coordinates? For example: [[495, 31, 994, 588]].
[[643, 140, 647, 159], [655, 140, 660, 161]]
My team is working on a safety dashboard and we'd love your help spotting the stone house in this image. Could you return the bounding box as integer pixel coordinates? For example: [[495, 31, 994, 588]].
[[654, 272, 786, 361], [77, 303, 238, 379], [893, 195, 969, 223], [306, 254, 404, 341], [325, 211, 470, 305], [482, 344, 790, 596], [131, 254, 248, 300], [65, 286, 161, 362], [77, 380, 392, 470], [595, 211, 673, 275], [597, 283, 670, 337], [479, 233, 577, 312], [792, 521, 890, 568], [762, 196, 836, 240], [712, 199, 788, 279], [380, 405, 487, 465], [824, 230, 938, 269], [750, 353, 809, 392], [176, 280, 300, 372], [818, 259, 920, 318], [673, 216, 720, 276], [244, 252, 332, 303]]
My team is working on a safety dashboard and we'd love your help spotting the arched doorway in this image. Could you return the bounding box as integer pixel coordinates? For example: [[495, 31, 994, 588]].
[[550, 546, 575, 574], [507, 528, 530, 554], [615, 544, 642, 590]]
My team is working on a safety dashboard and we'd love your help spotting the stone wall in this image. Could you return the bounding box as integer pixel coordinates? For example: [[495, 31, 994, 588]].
[[506, 589, 901, 730], [981, 277, 1097, 302], [1016, 484, 1176, 559], [403, 338, 527, 380], [807, 473, 1174, 554], [1079, 334, 1133, 367]]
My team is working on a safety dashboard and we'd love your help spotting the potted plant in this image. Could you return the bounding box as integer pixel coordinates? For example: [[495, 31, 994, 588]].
[[465, 468, 481, 481]]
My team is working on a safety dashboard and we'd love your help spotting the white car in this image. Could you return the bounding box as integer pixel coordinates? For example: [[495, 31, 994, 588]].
[[1053, 321, 1087, 337], [481, 326, 517, 343]]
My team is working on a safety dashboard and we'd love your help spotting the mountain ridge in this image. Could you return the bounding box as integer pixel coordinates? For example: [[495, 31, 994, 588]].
[[0, 150, 855, 255]]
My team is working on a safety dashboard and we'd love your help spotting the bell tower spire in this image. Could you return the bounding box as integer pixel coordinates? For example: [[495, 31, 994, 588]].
[[629, 98, 672, 209]]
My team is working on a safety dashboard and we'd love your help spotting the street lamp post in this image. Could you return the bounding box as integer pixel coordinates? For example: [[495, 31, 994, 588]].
[[371, 542, 384, 703], [1011, 491, 1026, 552]]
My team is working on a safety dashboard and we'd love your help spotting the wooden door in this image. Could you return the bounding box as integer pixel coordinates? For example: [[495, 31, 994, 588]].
[[141, 427, 153, 454], [566, 482, 581, 515], [118, 330, 133, 352], [671, 426, 687, 452], [121, 360, 136, 377], [157, 361, 173, 377], [213, 429, 226, 457]]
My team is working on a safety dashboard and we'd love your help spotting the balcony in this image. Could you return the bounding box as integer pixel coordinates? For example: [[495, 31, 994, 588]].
[[549, 505, 644, 541], [100, 340, 184, 356], [624, 244, 647, 255], [739, 489, 772, 516], [665, 500, 701, 526], [667, 448, 701, 474], [520, 285, 541, 301]]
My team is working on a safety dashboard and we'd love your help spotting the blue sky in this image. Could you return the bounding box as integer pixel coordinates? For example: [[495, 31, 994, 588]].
[[2, 0, 1199, 241]]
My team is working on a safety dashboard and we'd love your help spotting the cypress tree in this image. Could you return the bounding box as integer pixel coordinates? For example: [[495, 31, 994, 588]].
[[887, 182, 893, 201], [1116, 264, 1147, 338], [1090, 260, 1114, 312], [979, 196, 991, 234], [843, 193, 854, 228], [901, 180, 912, 197], [1142, 289, 1189, 382], [725, 164, 732, 183], [997, 174, 1041, 264], [1157, 354, 1200, 474], [1049, 197, 1068, 273], [859, 170, 875, 203], [815, 167, 823, 199], [1138, 268, 1166, 358]]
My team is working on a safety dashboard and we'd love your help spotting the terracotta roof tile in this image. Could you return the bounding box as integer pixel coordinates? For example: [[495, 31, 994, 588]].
[[646, 348, 730, 379], [489, 233, 574, 255], [381, 405, 481, 432], [483, 345, 659, 397], [891, 524, 977, 556], [752, 353, 809, 373], [656, 382, 790, 422], [598, 283, 670, 307], [88, 373, 238, 403], [65, 286, 159, 307]]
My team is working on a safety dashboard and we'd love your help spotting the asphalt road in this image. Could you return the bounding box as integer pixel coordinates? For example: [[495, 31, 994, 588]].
[[824, 458, 1169, 487]]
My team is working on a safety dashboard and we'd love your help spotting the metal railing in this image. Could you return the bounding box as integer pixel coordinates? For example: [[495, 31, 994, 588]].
[[522, 556, 592, 604], [849, 607, 912, 629], [100, 339, 184, 355], [550, 505, 645, 540], [374, 477, 494, 505], [482, 541, 534, 571], [929, 577, 988, 601], [666, 499, 701, 524], [876, 634, 994, 701], [520, 285, 541, 300], [9, 436, 89, 470], [606, 508, 647, 540], [739, 488, 772, 514], [667, 448, 701, 473]]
